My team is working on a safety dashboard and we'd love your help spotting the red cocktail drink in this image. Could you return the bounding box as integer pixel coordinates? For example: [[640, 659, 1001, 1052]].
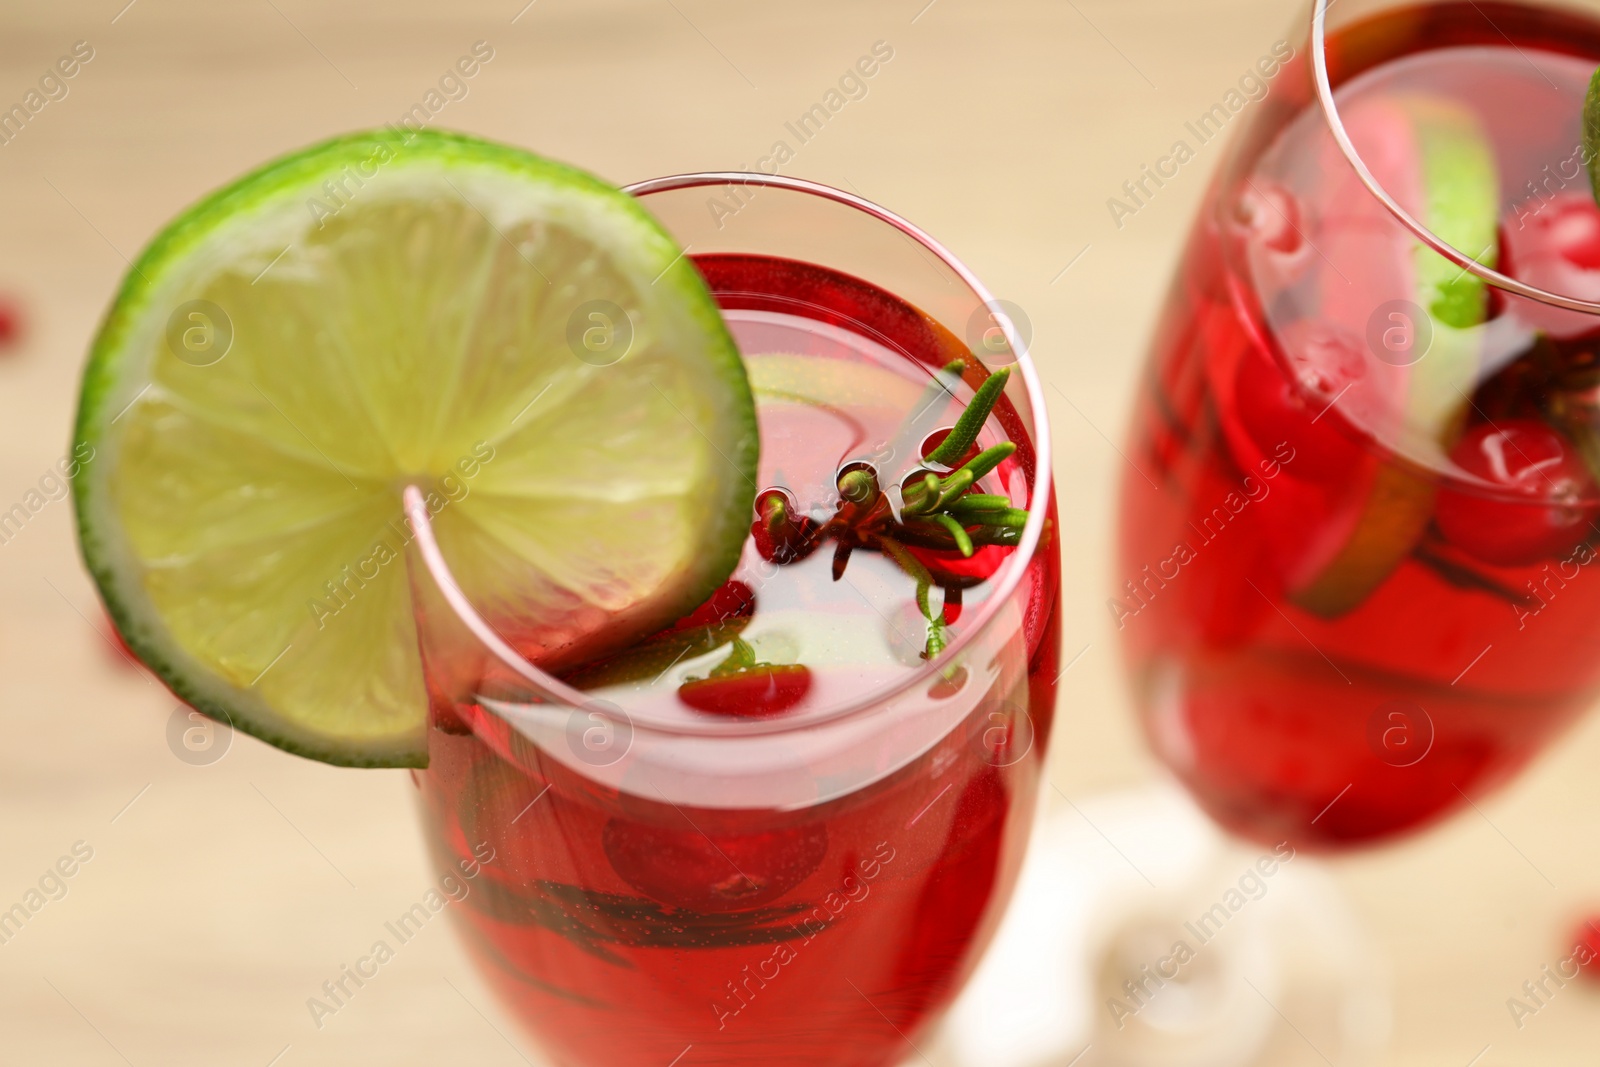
[[1120, 1, 1600, 847], [413, 176, 1060, 1066]]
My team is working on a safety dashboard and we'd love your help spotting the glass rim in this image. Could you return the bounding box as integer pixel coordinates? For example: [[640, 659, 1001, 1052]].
[[1311, 0, 1600, 315], [404, 171, 1054, 740]]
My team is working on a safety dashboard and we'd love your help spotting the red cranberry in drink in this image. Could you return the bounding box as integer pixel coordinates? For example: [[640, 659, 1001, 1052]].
[[1502, 191, 1600, 339], [673, 579, 756, 630], [602, 817, 828, 912], [909, 543, 1007, 585], [1435, 420, 1599, 567], [1232, 180, 1304, 255], [1233, 325, 1366, 481], [1228, 181, 1312, 292], [677, 662, 812, 718]]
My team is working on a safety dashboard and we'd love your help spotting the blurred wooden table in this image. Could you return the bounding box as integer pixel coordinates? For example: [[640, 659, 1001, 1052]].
[[1, 1, 1598, 1063]]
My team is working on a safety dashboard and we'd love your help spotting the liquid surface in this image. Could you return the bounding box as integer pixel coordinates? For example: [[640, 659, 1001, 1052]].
[[565, 303, 1026, 727]]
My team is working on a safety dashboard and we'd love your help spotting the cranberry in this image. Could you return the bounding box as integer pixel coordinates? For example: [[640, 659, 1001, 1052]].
[[1231, 181, 1305, 256], [672, 580, 756, 630], [677, 663, 813, 718], [1232, 327, 1366, 481], [677, 635, 812, 718], [603, 817, 827, 912], [1228, 181, 1313, 295], [1574, 919, 1600, 982], [908, 543, 1007, 585], [1502, 191, 1600, 339], [0, 295, 25, 351], [1435, 420, 1599, 567]]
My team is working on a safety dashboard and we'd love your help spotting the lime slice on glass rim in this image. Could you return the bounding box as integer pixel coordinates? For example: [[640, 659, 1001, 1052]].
[[72, 129, 757, 767], [1290, 95, 1499, 616]]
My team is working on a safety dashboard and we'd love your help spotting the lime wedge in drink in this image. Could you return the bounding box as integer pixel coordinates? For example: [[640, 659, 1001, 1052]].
[[1291, 95, 1499, 616], [73, 130, 757, 767]]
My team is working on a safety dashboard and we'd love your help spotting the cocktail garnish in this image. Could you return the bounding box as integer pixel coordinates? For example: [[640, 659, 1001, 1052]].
[[751, 363, 1034, 660], [677, 637, 814, 718]]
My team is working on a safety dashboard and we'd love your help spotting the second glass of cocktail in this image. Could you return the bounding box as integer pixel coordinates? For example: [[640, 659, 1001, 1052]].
[[408, 175, 1060, 1066], [1119, 0, 1600, 848]]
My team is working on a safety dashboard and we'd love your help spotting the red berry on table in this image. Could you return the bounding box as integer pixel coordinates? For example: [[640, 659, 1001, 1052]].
[[1435, 420, 1599, 567], [0, 295, 24, 351], [1574, 918, 1600, 981], [1502, 191, 1600, 339]]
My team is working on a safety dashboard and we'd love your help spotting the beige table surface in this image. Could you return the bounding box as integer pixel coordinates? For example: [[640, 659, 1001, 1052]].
[[1, 1, 1598, 1064]]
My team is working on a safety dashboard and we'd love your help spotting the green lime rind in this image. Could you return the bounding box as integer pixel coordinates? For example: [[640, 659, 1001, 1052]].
[[73, 128, 758, 768], [1585, 65, 1600, 202], [1407, 98, 1499, 444], [1414, 101, 1499, 330]]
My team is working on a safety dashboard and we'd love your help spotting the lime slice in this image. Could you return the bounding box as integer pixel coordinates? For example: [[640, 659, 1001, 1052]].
[[73, 130, 757, 767], [1291, 95, 1499, 616]]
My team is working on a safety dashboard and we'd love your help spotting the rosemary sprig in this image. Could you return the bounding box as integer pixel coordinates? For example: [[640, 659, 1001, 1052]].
[[467, 876, 826, 959], [924, 366, 1011, 466], [858, 365, 1033, 657], [749, 361, 1037, 663], [922, 513, 973, 557], [901, 443, 1018, 517], [877, 534, 947, 658]]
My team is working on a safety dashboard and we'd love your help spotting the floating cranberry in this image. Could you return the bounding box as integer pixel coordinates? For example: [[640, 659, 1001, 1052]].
[[1435, 420, 1599, 567], [678, 663, 812, 718], [603, 816, 827, 912], [909, 543, 1007, 585], [1232, 328, 1365, 481], [1502, 191, 1600, 339], [677, 636, 812, 718]]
